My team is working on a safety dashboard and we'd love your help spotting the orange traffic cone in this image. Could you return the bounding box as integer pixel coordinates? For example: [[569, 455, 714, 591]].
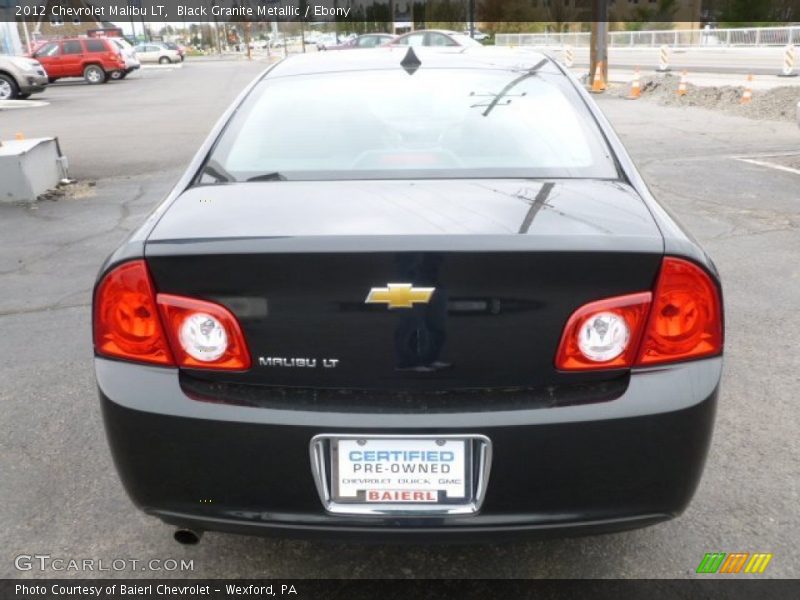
[[676, 70, 688, 96], [590, 62, 606, 94], [628, 68, 641, 99], [741, 74, 753, 104], [15, 132, 24, 140]]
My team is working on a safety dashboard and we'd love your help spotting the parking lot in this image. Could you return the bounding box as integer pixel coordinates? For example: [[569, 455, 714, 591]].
[[1, 58, 798, 578]]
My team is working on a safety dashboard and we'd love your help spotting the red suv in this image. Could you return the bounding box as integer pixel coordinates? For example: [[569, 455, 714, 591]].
[[31, 38, 126, 85]]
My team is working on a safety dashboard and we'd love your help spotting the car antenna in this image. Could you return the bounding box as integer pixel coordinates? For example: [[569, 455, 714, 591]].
[[400, 47, 422, 76]]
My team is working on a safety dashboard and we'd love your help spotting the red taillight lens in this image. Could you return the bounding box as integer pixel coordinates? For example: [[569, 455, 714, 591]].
[[157, 294, 251, 371], [555, 257, 723, 371], [637, 257, 723, 365], [555, 292, 652, 371], [93, 260, 174, 366], [94, 260, 251, 371]]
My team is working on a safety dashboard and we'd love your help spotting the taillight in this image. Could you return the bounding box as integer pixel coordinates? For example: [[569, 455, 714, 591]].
[[636, 257, 723, 365], [94, 260, 251, 370], [555, 292, 652, 371], [157, 294, 251, 370], [93, 260, 174, 366], [555, 257, 723, 371]]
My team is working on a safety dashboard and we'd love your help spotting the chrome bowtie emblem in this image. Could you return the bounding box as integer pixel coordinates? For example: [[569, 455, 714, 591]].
[[365, 283, 435, 309]]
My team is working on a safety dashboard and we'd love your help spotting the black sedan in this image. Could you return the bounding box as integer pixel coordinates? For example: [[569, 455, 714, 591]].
[[94, 48, 723, 543]]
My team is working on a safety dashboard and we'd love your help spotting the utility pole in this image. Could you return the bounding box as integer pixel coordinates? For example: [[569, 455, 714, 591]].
[[300, 1, 306, 53], [21, 19, 32, 53], [468, 0, 475, 38], [245, 21, 252, 60], [334, 0, 340, 43], [210, 0, 221, 54], [589, 0, 609, 87]]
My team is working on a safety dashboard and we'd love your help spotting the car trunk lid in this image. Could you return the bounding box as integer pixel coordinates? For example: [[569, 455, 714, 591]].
[[145, 180, 663, 390]]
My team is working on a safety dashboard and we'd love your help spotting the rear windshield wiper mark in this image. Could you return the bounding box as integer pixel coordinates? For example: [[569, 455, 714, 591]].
[[247, 172, 288, 182]]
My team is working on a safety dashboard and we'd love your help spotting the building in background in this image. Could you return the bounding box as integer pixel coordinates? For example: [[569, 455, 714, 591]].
[[15, 0, 108, 47], [0, 0, 24, 55]]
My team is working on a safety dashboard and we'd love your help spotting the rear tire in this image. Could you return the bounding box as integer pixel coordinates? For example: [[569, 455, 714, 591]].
[[83, 64, 105, 85], [159, 56, 171, 64], [0, 74, 19, 100]]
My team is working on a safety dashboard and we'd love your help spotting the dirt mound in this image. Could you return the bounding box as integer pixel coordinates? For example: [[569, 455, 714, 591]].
[[611, 74, 800, 122]]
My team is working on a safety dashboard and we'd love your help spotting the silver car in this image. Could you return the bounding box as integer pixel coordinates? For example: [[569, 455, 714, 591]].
[[0, 56, 48, 100], [133, 43, 182, 64], [110, 38, 141, 79]]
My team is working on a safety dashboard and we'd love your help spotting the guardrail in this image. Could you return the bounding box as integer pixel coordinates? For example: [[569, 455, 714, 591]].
[[496, 26, 800, 48]]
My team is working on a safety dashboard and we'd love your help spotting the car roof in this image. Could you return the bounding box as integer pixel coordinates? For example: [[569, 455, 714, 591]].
[[399, 29, 458, 35], [265, 47, 558, 79], [54, 37, 109, 43]]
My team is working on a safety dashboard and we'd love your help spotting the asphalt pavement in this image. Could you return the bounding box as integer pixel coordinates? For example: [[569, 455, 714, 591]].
[[0, 58, 798, 579]]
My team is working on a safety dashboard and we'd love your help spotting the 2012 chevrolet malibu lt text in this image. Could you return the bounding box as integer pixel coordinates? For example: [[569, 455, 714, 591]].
[[94, 48, 723, 542]]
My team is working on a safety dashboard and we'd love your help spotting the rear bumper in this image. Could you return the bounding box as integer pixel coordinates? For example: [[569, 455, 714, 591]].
[[97, 357, 721, 541]]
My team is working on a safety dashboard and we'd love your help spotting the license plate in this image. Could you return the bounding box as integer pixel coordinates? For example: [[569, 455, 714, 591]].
[[332, 437, 469, 504]]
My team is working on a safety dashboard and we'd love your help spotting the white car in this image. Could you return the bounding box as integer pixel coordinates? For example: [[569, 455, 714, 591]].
[[133, 43, 182, 64], [463, 30, 490, 41], [109, 38, 140, 79], [315, 33, 339, 50]]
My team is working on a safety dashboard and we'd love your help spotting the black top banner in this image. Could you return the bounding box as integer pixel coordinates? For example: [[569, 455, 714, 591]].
[[2, 0, 800, 24]]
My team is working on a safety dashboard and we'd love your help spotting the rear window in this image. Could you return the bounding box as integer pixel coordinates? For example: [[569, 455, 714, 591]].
[[85, 39, 107, 53], [200, 66, 619, 183]]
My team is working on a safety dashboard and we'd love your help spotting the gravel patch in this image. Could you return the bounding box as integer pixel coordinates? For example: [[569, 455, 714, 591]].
[[37, 180, 97, 202], [610, 74, 800, 122]]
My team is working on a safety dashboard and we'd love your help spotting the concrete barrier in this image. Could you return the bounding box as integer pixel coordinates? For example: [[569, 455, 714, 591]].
[[0, 137, 68, 203]]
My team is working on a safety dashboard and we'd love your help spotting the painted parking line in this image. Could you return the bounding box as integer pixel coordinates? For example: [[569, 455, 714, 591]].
[[735, 154, 800, 176], [0, 99, 49, 110], [140, 63, 184, 70]]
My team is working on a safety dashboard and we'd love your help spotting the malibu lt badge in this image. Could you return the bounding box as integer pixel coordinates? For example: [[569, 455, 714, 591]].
[[258, 357, 340, 368]]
